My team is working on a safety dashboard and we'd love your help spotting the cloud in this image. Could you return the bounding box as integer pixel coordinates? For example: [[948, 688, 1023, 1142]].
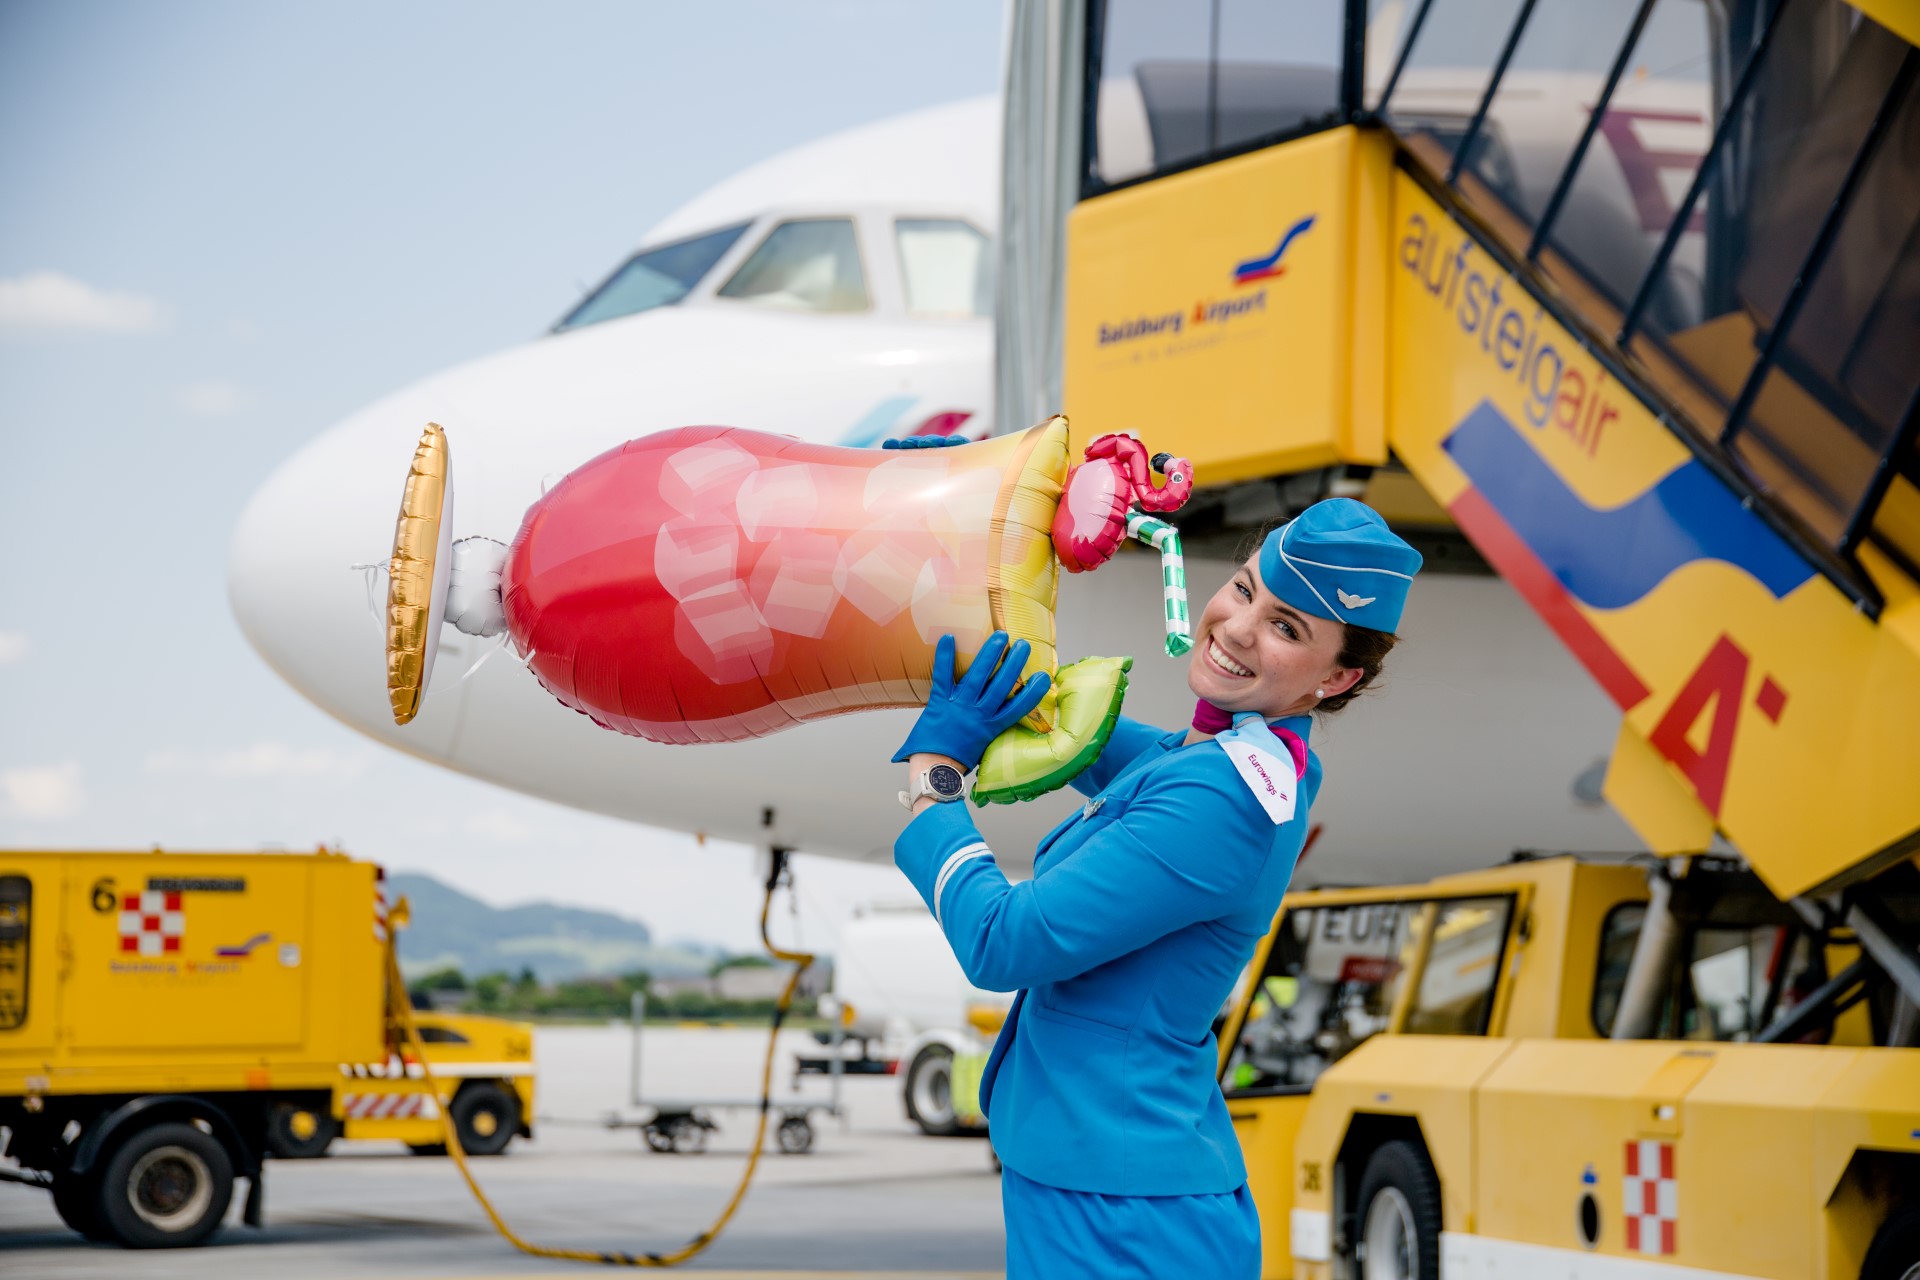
[[175, 380, 250, 417], [0, 632, 26, 665], [145, 741, 371, 779], [2, 762, 84, 820], [0, 270, 168, 334]]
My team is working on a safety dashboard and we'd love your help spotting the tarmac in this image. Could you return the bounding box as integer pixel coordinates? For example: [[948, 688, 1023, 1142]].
[[0, 1025, 1007, 1278]]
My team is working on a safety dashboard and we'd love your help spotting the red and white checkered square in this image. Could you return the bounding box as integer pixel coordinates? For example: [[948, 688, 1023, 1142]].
[[118, 891, 184, 956], [1623, 1138, 1677, 1256]]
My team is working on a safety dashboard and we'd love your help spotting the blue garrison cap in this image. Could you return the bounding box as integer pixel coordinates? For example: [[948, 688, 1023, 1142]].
[[1259, 499, 1423, 634]]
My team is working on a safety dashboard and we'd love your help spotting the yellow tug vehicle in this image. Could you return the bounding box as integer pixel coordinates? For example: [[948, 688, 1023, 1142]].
[[266, 1010, 536, 1160], [1217, 855, 1920, 1279]]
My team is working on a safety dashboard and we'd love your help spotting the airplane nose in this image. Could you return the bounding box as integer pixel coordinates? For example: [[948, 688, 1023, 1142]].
[[226, 311, 828, 761], [228, 317, 678, 755], [229, 392, 469, 757]]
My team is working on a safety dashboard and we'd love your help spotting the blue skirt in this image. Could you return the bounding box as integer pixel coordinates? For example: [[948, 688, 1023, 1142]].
[[1001, 1165, 1262, 1279]]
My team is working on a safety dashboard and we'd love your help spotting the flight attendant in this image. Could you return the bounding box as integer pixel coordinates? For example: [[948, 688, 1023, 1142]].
[[891, 498, 1422, 1278]]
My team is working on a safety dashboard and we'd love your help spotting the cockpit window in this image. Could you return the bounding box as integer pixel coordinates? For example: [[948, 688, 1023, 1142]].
[[896, 219, 992, 318], [717, 218, 869, 313], [554, 222, 751, 332]]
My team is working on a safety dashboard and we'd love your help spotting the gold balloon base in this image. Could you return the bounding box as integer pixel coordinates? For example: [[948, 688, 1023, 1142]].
[[387, 424, 452, 725]]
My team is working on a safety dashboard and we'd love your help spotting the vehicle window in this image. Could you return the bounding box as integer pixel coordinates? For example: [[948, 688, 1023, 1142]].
[[1404, 897, 1513, 1036], [554, 222, 752, 333], [1682, 924, 1829, 1042], [1378, 0, 1531, 171], [0, 875, 28, 1031], [1722, 37, 1920, 550], [415, 1025, 471, 1045], [1462, 0, 1687, 233], [1542, 0, 1721, 322], [1596, 918, 1831, 1042], [1622, 6, 1913, 544], [1686, 928, 1765, 1039], [1592, 902, 1645, 1036], [895, 219, 991, 318], [1090, 0, 1344, 189], [1223, 902, 1416, 1094], [717, 218, 869, 313]]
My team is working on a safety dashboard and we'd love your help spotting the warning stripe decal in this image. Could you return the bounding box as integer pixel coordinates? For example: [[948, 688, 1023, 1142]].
[[342, 1092, 437, 1120]]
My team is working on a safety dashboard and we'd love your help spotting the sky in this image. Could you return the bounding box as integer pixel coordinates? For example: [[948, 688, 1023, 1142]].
[[0, 1, 1008, 952]]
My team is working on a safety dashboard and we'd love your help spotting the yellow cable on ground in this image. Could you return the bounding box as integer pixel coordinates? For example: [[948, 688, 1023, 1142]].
[[386, 851, 815, 1266]]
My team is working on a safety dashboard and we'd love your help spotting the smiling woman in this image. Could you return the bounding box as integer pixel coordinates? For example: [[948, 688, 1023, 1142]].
[[1190, 501, 1417, 725], [889, 497, 1423, 1280], [1214, 520, 1402, 716]]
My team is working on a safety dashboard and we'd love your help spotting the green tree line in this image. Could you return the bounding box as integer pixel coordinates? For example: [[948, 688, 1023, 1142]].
[[407, 960, 811, 1023]]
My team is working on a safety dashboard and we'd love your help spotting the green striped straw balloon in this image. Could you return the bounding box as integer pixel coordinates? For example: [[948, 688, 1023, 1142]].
[[1127, 511, 1192, 657]]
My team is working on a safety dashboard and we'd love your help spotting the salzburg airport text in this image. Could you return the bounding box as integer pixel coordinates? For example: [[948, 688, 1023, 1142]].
[[1097, 288, 1268, 346]]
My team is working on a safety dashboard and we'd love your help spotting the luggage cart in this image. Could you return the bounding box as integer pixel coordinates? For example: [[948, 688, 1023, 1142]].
[[604, 991, 845, 1155]]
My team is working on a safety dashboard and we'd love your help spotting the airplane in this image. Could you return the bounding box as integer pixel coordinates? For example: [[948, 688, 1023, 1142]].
[[230, 64, 1709, 885]]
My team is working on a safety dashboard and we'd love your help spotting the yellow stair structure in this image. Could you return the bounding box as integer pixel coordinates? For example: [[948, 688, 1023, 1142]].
[[1062, 0, 1920, 902]]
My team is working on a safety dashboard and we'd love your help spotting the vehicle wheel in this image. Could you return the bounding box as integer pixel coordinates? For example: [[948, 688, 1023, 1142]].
[[904, 1044, 959, 1136], [1353, 1139, 1442, 1280], [643, 1124, 674, 1154], [1861, 1205, 1920, 1280], [51, 1171, 106, 1241], [667, 1116, 708, 1155], [96, 1121, 234, 1249], [266, 1103, 339, 1159], [450, 1082, 519, 1157], [777, 1115, 814, 1155]]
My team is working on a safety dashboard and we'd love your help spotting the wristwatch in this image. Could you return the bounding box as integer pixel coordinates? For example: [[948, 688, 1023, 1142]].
[[899, 762, 970, 811]]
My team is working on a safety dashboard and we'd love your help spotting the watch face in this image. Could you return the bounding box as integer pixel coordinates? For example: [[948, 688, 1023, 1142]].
[[928, 764, 965, 797]]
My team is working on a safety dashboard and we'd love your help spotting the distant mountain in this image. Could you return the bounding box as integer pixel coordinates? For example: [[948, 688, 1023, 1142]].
[[389, 873, 714, 983]]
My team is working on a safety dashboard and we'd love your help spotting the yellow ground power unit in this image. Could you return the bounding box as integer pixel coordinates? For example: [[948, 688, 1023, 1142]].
[[264, 1010, 536, 1160], [0, 847, 389, 1248]]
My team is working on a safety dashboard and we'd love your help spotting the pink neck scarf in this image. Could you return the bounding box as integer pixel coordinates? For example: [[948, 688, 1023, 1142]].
[[1191, 699, 1234, 735]]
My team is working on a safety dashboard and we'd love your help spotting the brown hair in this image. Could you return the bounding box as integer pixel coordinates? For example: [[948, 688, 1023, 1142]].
[[1234, 521, 1400, 715], [1316, 624, 1397, 714]]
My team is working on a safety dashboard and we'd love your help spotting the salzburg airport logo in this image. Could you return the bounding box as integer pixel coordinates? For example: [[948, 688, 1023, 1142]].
[[1095, 214, 1315, 348], [215, 932, 272, 959], [1233, 215, 1316, 285]]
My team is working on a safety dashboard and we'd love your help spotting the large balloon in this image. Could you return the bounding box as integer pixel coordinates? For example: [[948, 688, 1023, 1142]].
[[385, 417, 1192, 802]]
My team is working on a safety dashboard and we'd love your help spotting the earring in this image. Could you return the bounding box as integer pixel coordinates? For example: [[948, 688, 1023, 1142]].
[[1315, 688, 1326, 698]]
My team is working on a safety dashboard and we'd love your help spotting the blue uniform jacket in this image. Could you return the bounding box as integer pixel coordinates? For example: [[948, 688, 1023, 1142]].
[[893, 712, 1321, 1197]]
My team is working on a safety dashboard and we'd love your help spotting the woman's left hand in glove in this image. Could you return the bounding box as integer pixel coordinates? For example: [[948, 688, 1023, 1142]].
[[891, 632, 1052, 770]]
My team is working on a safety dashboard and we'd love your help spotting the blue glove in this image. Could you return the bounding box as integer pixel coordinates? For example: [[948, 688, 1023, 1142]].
[[892, 632, 1052, 769], [881, 434, 968, 449]]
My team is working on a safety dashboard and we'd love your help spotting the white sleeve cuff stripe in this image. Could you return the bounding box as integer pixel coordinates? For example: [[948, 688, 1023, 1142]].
[[933, 841, 993, 926]]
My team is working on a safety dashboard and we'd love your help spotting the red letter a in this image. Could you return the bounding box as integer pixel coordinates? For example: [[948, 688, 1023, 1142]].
[[1647, 634, 1749, 818]]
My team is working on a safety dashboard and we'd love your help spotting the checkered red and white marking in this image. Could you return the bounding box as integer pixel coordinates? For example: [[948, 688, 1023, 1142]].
[[343, 1091, 438, 1120], [1623, 1139, 1677, 1256], [118, 891, 184, 956]]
